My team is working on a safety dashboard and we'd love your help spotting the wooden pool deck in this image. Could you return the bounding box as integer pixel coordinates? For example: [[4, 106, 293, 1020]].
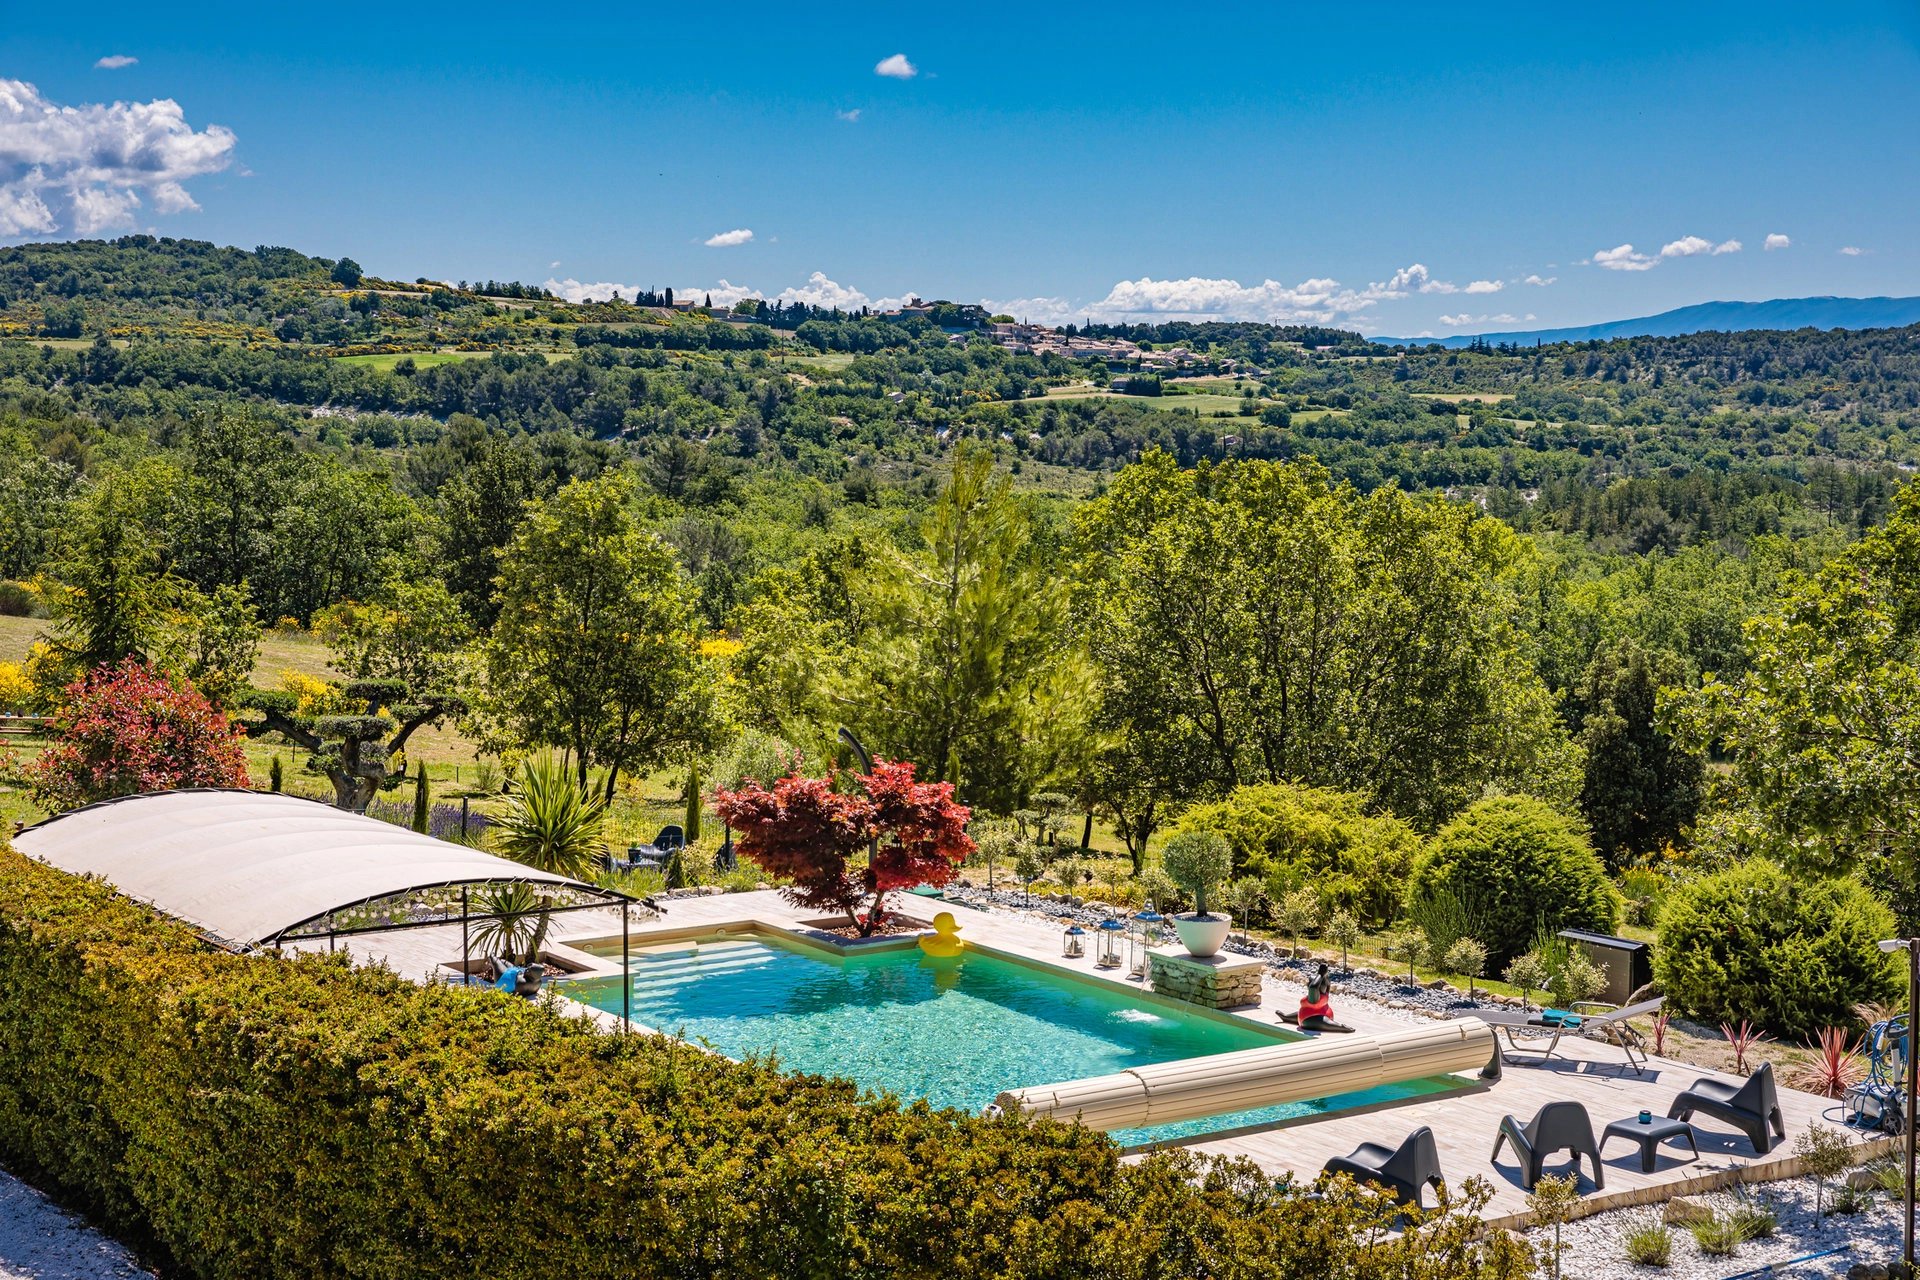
[[300, 888, 1882, 1227]]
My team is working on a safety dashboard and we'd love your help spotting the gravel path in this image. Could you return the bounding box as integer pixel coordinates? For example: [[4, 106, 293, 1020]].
[[941, 885, 1513, 1017], [1521, 1174, 1903, 1279], [0, 1170, 152, 1280]]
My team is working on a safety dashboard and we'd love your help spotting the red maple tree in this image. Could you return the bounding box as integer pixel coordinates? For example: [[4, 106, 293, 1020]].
[[27, 658, 252, 811], [714, 758, 974, 935]]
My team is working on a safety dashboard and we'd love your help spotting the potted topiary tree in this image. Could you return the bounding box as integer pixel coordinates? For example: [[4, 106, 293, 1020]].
[[1161, 829, 1234, 957]]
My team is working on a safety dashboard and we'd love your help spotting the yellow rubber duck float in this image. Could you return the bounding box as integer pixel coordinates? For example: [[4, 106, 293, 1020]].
[[918, 911, 964, 958]]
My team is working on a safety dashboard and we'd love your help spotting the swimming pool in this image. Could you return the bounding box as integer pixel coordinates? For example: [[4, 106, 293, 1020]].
[[564, 930, 1458, 1145]]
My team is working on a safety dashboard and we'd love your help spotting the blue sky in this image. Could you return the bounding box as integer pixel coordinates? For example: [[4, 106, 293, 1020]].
[[3, 1, 1918, 335]]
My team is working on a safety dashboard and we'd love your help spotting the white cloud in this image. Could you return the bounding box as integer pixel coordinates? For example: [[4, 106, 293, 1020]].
[[544, 272, 914, 313], [982, 295, 1076, 325], [703, 227, 754, 248], [1659, 235, 1742, 259], [1658, 235, 1713, 258], [1840, 245, 1865, 256], [1439, 312, 1521, 328], [1081, 275, 1390, 325], [94, 55, 138, 70], [1764, 233, 1790, 251], [1371, 263, 1461, 296], [836, 108, 862, 123], [549, 260, 561, 269], [1522, 274, 1556, 286], [0, 78, 235, 239], [543, 277, 641, 303], [875, 54, 917, 79], [1463, 279, 1503, 294], [770, 271, 909, 311], [1591, 243, 1658, 271], [0, 182, 55, 236]]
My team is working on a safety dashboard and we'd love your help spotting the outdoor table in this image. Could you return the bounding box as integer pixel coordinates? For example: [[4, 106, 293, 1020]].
[[1600, 1114, 1698, 1173]]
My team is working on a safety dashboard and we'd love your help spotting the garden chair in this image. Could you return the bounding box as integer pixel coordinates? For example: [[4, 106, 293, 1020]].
[[1323, 1125, 1444, 1210], [1491, 1100, 1603, 1190], [1454, 996, 1661, 1073], [1667, 1061, 1786, 1154]]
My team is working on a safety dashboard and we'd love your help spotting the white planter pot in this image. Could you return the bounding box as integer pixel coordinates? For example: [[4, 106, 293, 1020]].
[[1173, 913, 1230, 958]]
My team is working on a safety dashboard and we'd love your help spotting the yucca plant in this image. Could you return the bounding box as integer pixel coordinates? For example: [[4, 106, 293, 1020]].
[[493, 753, 609, 877], [476, 754, 610, 968], [1791, 1026, 1863, 1099], [468, 882, 552, 967]]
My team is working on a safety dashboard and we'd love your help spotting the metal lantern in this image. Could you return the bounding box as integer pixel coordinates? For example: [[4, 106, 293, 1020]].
[[1096, 917, 1125, 968], [1130, 905, 1164, 980], [1062, 923, 1087, 958]]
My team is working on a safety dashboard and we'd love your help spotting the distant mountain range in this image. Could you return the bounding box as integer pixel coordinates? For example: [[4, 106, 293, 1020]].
[[1371, 296, 1920, 348]]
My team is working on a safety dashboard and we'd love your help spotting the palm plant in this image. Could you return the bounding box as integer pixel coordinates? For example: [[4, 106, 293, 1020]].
[[475, 754, 610, 967], [469, 882, 553, 967], [493, 753, 609, 877]]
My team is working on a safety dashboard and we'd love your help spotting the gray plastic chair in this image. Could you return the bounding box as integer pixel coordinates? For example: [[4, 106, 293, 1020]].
[[1668, 1061, 1786, 1154], [1324, 1125, 1444, 1210], [1492, 1100, 1603, 1190]]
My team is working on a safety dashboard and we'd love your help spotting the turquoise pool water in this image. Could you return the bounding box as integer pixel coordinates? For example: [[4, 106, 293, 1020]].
[[565, 932, 1456, 1145]]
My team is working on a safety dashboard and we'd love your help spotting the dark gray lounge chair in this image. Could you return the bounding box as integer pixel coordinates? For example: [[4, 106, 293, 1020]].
[[1492, 1100, 1603, 1191], [1667, 1061, 1786, 1154], [1324, 1125, 1444, 1210]]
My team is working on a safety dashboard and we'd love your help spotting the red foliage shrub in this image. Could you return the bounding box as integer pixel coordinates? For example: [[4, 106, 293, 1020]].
[[715, 758, 974, 934], [26, 658, 251, 810]]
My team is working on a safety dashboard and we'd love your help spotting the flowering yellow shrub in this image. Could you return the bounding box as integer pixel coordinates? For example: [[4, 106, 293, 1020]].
[[0, 663, 31, 714], [280, 670, 356, 717], [699, 636, 743, 662]]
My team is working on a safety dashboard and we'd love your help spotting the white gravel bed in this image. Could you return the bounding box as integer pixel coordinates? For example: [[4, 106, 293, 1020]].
[[1521, 1174, 1903, 1279], [0, 1168, 153, 1280]]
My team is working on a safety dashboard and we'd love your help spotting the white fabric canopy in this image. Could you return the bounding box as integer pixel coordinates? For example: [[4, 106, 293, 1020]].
[[14, 789, 594, 949]]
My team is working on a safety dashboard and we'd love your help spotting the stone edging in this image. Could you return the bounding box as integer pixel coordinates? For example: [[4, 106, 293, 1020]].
[[1481, 1135, 1900, 1232]]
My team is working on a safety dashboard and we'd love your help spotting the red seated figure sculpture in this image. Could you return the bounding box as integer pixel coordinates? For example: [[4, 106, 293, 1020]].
[[1281, 960, 1356, 1033]]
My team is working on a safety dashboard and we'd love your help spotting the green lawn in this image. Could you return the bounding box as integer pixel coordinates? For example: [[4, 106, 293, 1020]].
[[774, 352, 857, 374], [332, 350, 497, 372], [5, 337, 133, 351], [1408, 392, 1513, 405], [1044, 389, 1265, 416]]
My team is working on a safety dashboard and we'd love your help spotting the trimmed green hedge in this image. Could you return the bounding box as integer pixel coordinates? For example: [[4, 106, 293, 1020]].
[[0, 842, 1530, 1280], [1404, 796, 1619, 968], [1656, 858, 1899, 1039]]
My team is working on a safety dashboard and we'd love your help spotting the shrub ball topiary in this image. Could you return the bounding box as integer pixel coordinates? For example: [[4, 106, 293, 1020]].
[[1404, 795, 1619, 968], [1655, 859, 1897, 1040]]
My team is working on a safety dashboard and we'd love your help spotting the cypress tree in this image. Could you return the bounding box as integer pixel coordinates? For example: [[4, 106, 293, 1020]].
[[268, 756, 284, 793], [412, 761, 430, 834], [684, 761, 701, 843]]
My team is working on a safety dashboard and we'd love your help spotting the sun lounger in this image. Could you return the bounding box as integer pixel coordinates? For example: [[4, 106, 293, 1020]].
[[1492, 1100, 1603, 1191], [1323, 1125, 1444, 1210], [1453, 997, 1662, 1073], [1667, 1061, 1786, 1154]]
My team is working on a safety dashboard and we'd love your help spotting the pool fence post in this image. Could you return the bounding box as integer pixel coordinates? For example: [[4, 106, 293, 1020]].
[[460, 887, 470, 988], [622, 901, 631, 1033]]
